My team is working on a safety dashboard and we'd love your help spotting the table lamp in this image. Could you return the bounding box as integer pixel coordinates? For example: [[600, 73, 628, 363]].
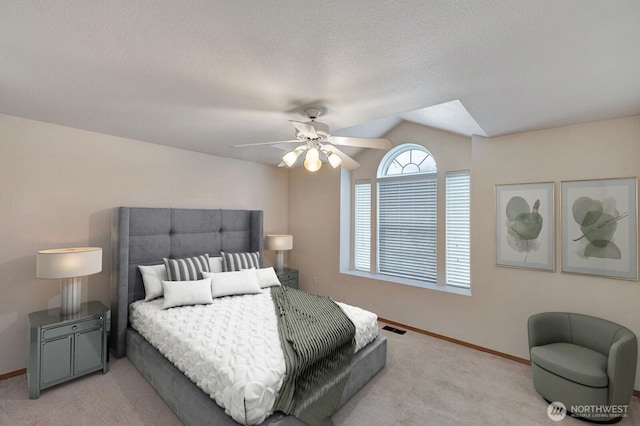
[[265, 235, 293, 272], [36, 247, 102, 315]]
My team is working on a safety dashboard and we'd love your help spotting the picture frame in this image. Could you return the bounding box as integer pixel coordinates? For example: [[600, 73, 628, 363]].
[[495, 182, 555, 271], [561, 177, 638, 280]]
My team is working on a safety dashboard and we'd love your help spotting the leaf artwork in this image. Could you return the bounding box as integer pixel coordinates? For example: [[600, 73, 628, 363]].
[[571, 196, 627, 259], [505, 196, 543, 260]]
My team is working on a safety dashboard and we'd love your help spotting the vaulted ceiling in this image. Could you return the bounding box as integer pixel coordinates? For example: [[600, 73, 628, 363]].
[[2, 1, 639, 166]]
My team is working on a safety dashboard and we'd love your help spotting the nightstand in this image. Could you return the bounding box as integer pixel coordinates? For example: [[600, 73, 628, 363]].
[[28, 301, 109, 399], [276, 268, 299, 289]]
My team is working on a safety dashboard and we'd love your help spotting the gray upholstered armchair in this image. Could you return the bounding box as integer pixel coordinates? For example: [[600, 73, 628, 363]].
[[528, 312, 637, 422]]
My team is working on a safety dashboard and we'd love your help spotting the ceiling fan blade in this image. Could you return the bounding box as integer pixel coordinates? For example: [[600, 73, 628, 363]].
[[328, 136, 392, 149], [231, 139, 300, 148], [290, 120, 317, 139], [323, 144, 360, 170], [272, 143, 307, 151]]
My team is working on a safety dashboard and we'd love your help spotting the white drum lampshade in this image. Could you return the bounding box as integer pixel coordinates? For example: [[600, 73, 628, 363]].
[[37, 247, 102, 315], [265, 235, 293, 272]]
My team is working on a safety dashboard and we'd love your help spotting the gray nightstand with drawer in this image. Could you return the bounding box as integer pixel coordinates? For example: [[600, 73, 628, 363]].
[[276, 268, 299, 289], [28, 301, 109, 399]]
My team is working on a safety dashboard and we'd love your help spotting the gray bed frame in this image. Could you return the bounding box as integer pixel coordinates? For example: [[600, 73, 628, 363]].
[[111, 207, 387, 426]]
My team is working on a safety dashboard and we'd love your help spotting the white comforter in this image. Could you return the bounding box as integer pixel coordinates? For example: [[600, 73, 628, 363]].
[[129, 289, 378, 425]]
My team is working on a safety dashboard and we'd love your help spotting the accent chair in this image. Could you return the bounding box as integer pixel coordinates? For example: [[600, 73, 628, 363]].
[[528, 312, 637, 422]]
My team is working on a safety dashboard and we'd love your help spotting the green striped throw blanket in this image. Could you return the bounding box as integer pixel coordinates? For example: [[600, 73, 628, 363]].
[[271, 286, 356, 426]]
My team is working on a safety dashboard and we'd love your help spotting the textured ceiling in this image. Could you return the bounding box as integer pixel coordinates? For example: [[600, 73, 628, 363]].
[[1, 1, 639, 166]]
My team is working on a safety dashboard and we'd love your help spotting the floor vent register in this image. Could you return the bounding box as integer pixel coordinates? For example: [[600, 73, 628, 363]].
[[382, 325, 406, 335]]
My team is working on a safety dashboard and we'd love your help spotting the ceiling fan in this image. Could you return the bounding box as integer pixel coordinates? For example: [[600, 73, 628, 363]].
[[232, 108, 392, 172]]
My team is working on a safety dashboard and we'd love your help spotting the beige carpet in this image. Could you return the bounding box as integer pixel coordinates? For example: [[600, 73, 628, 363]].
[[0, 353, 180, 426], [1, 323, 638, 425]]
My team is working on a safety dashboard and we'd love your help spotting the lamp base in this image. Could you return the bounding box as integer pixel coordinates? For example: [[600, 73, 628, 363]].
[[274, 251, 285, 272], [60, 277, 81, 315]]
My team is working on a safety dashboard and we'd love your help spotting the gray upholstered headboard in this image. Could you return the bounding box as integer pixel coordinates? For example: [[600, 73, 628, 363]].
[[110, 207, 263, 358]]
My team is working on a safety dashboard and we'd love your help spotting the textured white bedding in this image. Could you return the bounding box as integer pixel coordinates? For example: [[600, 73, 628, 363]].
[[129, 289, 378, 425]]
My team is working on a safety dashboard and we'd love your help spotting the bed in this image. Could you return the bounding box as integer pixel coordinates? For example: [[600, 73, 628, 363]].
[[110, 207, 387, 426]]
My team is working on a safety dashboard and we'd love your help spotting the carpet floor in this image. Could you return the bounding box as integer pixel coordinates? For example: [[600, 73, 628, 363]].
[[1, 322, 638, 425]]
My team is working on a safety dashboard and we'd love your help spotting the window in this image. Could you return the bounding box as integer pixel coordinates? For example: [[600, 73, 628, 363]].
[[377, 144, 437, 283], [379, 145, 437, 176], [343, 142, 471, 294], [445, 170, 471, 288], [354, 181, 371, 271]]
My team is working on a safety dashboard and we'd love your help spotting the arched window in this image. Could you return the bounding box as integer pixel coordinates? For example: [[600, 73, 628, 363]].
[[378, 143, 437, 177]]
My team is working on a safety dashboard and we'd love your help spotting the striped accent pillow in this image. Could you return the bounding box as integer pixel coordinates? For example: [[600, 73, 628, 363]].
[[221, 251, 260, 272], [163, 254, 210, 281]]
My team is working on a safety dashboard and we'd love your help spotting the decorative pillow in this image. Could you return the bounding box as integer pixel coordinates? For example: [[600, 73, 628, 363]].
[[161, 278, 213, 310], [221, 251, 260, 272], [208, 256, 224, 273], [255, 267, 281, 288], [163, 254, 210, 281], [139, 264, 168, 301], [202, 269, 262, 298]]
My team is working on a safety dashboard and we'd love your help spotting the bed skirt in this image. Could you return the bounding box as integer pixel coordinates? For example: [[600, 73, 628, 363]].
[[126, 328, 387, 425]]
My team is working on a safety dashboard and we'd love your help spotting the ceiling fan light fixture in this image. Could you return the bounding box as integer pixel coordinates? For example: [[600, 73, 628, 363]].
[[282, 150, 300, 167], [303, 147, 322, 172], [306, 147, 319, 161], [326, 151, 342, 168], [303, 157, 322, 172]]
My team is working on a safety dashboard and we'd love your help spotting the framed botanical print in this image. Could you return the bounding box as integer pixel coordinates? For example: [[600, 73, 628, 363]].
[[495, 182, 555, 271], [561, 177, 638, 280]]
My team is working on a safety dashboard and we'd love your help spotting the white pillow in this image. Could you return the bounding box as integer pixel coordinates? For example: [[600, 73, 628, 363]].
[[139, 264, 168, 301], [161, 278, 213, 310], [208, 256, 224, 273], [255, 267, 281, 288], [202, 269, 262, 298]]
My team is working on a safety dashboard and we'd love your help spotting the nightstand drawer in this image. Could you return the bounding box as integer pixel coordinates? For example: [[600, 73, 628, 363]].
[[42, 317, 103, 340], [278, 271, 298, 281]]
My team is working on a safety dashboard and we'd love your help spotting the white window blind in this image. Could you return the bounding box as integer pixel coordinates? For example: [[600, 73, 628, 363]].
[[445, 170, 471, 288], [354, 181, 371, 272], [377, 174, 437, 282]]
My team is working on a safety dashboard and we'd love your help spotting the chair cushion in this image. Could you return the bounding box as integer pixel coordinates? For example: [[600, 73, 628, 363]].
[[530, 343, 608, 388]]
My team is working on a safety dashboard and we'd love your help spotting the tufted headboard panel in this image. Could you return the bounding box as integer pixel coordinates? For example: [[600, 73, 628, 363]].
[[110, 207, 263, 357]]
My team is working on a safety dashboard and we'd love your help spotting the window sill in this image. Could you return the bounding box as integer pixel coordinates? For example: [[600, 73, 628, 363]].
[[339, 269, 472, 296]]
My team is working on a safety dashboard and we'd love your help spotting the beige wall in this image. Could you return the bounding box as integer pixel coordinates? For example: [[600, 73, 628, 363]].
[[0, 114, 289, 375], [4, 111, 639, 391], [288, 116, 640, 389]]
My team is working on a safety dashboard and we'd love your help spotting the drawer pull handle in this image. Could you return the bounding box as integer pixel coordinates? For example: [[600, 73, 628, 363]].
[[72, 325, 78, 330]]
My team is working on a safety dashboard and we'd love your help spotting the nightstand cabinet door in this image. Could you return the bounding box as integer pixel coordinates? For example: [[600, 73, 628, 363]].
[[74, 328, 103, 375], [41, 336, 73, 387]]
